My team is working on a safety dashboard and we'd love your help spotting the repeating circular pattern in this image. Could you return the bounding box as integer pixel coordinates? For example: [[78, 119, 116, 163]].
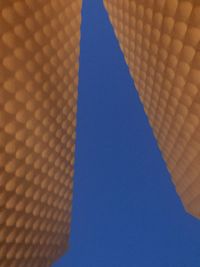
[[104, 0, 200, 219], [0, 0, 82, 266]]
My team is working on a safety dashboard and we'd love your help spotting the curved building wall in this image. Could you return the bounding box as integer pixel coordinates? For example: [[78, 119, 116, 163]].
[[0, 0, 82, 266], [104, 0, 200, 219]]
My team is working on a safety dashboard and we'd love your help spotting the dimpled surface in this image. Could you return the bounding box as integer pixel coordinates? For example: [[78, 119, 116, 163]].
[[0, 0, 82, 266], [104, 0, 200, 219]]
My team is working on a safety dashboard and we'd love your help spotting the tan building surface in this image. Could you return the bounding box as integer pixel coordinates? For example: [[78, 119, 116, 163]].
[[0, 0, 82, 266], [104, 0, 200, 219]]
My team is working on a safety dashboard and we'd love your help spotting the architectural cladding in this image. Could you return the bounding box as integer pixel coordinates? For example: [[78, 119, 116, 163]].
[[104, 0, 200, 219], [0, 0, 82, 266]]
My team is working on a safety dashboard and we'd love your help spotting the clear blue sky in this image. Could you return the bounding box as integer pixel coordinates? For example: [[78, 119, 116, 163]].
[[54, 1, 200, 266]]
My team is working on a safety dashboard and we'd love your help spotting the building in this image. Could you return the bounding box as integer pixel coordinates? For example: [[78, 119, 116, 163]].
[[0, 0, 82, 266], [104, 0, 200, 219]]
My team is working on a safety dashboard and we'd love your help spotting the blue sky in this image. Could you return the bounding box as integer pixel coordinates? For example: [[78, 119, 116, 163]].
[[54, 1, 200, 266]]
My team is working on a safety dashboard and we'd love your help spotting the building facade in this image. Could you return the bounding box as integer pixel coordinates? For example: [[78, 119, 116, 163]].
[[104, 0, 200, 219], [0, 0, 82, 266]]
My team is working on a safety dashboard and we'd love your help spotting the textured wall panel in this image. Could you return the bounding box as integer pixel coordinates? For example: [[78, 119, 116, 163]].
[[0, 0, 82, 266], [104, 0, 200, 219]]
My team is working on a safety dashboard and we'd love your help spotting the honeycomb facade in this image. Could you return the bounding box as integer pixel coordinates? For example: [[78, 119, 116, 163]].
[[104, 0, 200, 218], [0, 0, 82, 266]]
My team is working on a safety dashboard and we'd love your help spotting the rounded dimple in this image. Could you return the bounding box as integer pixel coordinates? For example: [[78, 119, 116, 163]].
[[188, 114, 199, 127], [182, 46, 195, 63], [15, 89, 30, 103], [4, 79, 18, 93], [6, 213, 17, 227], [178, 62, 190, 76], [3, 56, 21, 71], [26, 61, 37, 73], [5, 140, 17, 154], [2, 32, 19, 49], [14, 1, 30, 17], [165, 0, 178, 16], [2, 7, 18, 25], [187, 27, 200, 47], [34, 10, 46, 25], [186, 83, 198, 97], [2, 122, 13, 139], [15, 69, 30, 82], [161, 34, 171, 48], [14, 24, 29, 39], [171, 39, 183, 55], [178, 1, 193, 20], [14, 47, 29, 61], [34, 31, 46, 45], [174, 22, 187, 39], [5, 177, 17, 191], [25, 17, 37, 32], [5, 100, 20, 114], [26, 100, 37, 112], [25, 39, 39, 53]]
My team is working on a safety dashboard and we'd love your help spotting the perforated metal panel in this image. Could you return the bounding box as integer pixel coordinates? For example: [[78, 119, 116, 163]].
[[104, 0, 200, 219], [0, 0, 82, 266]]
